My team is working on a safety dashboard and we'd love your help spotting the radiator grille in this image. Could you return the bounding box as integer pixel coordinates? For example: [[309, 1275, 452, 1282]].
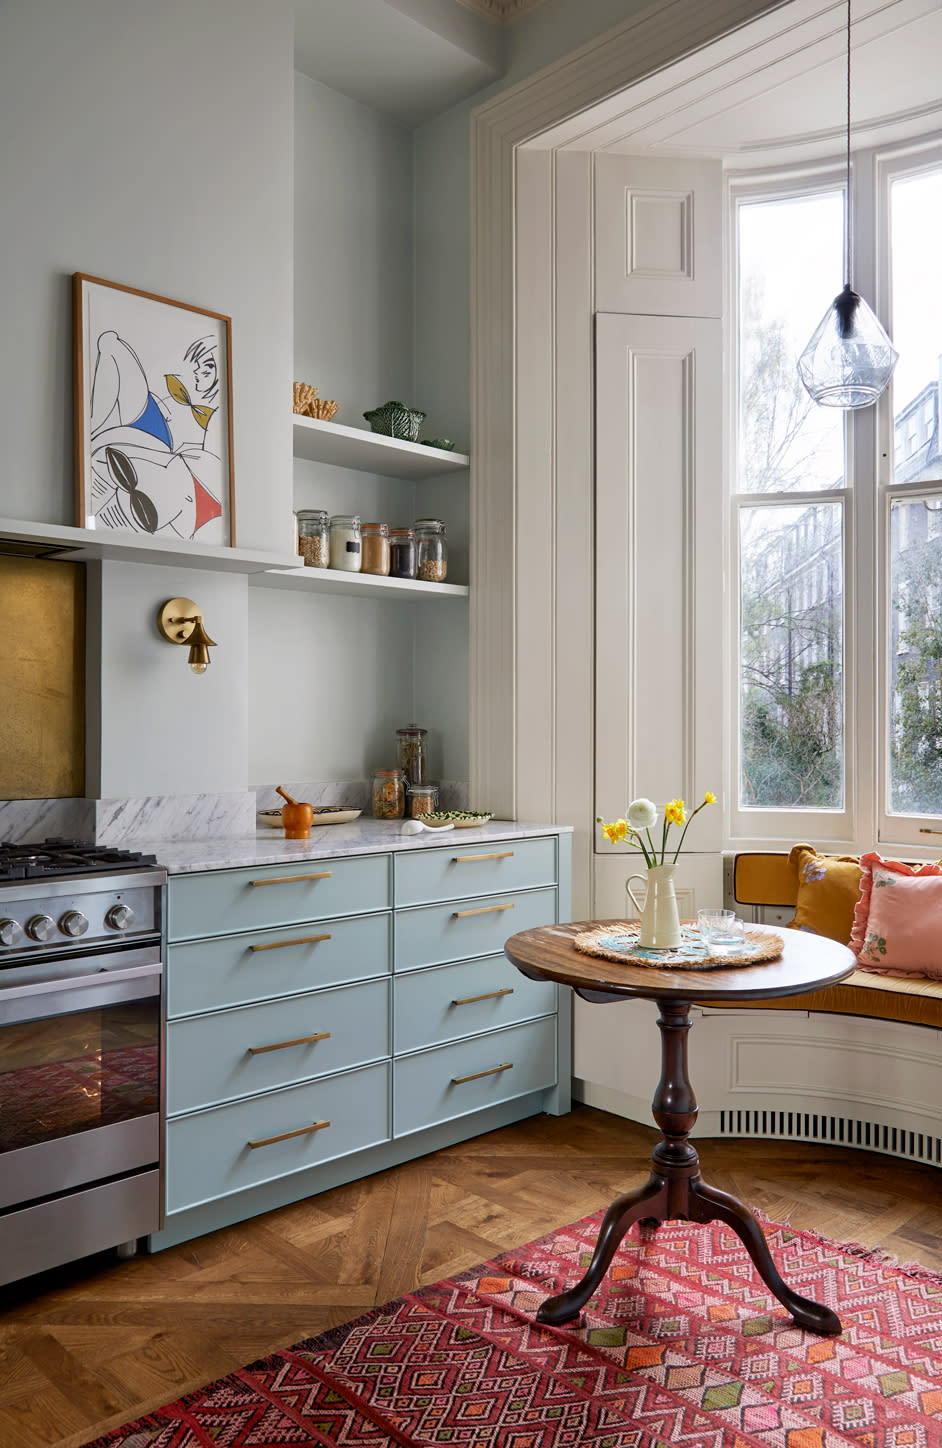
[[718, 1109, 942, 1166]]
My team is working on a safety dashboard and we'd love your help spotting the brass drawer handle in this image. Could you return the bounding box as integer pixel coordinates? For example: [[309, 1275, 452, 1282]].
[[451, 1062, 513, 1085], [250, 871, 332, 887], [452, 851, 515, 863], [248, 1119, 330, 1149], [451, 987, 515, 1006], [248, 1031, 331, 1056], [452, 903, 515, 919], [250, 933, 332, 952]]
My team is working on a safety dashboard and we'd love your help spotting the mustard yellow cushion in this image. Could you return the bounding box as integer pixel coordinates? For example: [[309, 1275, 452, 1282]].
[[786, 843, 862, 945]]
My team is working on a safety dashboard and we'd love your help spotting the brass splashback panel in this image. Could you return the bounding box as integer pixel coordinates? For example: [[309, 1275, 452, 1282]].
[[0, 556, 85, 799]]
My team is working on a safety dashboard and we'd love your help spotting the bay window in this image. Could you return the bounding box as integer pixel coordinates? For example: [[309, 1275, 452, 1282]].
[[731, 142, 942, 848]]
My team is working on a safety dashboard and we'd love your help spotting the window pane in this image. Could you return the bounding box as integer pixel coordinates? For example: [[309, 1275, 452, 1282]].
[[891, 167, 942, 485], [738, 192, 844, 494], [888, 495, 942, 815], [739, 503, 844, 808]]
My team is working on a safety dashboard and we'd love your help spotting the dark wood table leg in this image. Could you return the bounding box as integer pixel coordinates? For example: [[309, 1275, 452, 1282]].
[[537, 998, 841, 1336]]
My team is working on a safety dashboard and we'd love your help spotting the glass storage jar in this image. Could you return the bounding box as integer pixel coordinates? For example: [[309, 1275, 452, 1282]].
[[361, 522, 390, 576], [389, 527, 416, 579], [396, 724, 427, 784], [371, 768, 406, 819], [329, 514, 362, 571], [407, 781, 438, 818], [415, 518, 447, 582], [296, 509, 329, 567]]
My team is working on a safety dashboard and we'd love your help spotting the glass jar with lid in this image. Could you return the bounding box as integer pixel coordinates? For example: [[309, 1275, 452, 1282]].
[[371, 768, 406, 819], [407, 781, 438, 819], [415, 518, 447, 582], [361, 522, 390, 576], [296, 509, 329, 568], [396, 724, 427, 784], [389, 527, 416, 579], [329, 514, 362, 571]]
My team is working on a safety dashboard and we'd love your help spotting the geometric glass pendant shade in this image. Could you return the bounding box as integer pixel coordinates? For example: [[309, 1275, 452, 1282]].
[[796, 0, 898, 410], [797, 282, 899, 408]]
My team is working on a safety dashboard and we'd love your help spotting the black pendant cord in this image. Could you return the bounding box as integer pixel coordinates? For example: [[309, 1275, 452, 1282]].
[[845, 0, 852, 290]]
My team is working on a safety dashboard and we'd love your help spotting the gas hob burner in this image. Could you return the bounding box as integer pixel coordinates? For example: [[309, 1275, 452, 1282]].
[[0, 838, 159, 883]]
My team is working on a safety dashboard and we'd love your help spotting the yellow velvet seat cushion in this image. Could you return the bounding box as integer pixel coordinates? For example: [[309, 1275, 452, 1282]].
[[785, 843, 863, 945]]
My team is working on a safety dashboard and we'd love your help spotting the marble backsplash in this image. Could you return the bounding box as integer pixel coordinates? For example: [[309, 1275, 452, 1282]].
[[0, 782, 470, 844]]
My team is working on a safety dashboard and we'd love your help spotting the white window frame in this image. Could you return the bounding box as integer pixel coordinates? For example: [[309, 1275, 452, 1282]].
[[728, 139, 942, 854], [726, 163, 860, 848]]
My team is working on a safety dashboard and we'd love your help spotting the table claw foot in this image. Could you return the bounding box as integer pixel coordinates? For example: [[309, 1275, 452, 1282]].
[[690, 1180, 842, 1337], [536, 1178, 667, 1326]]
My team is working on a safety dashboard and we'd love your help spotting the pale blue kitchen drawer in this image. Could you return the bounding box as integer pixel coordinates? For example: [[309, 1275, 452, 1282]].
[[166, 978, 390, 1114], [165, 1061, 390, 1213], [395, 886, 556, 971], [394, 1018, 557, 1136], [394, 835, 556, 907], [169, 854, 391, 941], [167, 911, 390, 1018], [394, 955, 556, 1054]]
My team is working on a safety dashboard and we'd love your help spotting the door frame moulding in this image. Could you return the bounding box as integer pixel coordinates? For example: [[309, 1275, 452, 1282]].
[[468, 0, 791, 905]]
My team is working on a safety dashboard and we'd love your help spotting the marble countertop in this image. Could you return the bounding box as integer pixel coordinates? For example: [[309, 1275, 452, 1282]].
[[135, 818, 571, 874]]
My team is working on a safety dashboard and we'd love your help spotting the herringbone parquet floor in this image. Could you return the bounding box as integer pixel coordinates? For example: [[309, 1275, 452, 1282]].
[[2, 1104, 942, 1448]]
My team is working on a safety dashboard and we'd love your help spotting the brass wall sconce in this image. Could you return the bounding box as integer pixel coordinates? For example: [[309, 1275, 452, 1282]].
[[157, 598, 217, 675]]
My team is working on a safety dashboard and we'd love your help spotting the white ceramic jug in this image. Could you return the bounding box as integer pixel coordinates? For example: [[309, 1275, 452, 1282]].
[[626, 863, 681, 950]]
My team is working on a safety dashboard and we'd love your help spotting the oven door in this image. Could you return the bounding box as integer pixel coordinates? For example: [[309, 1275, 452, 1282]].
[[0, 946, 162, 1209]]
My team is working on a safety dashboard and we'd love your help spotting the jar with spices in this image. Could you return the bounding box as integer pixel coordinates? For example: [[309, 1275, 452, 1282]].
[[371, 768, 406, 819], [296, 509, 329, 568], [396, 724, 427, 784], [361, 522, 390, 576], [407, 781, 438, 818], [389, 527, 416, 579], [329, 514, 362, 571], [415, 518, 447, 582]]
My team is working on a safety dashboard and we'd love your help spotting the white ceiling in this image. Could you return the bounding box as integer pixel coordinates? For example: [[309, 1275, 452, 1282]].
[[543, 0, 942, 166]]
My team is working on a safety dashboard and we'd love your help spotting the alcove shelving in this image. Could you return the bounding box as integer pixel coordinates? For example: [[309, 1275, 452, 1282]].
[[292, 414, 469, 480]]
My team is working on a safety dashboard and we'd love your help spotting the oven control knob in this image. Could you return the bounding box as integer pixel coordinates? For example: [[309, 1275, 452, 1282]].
[[26, 914, 56, 942], [105, 903, 134, 931], [0, 918, 22, 947], [60, 910, 89, 938]]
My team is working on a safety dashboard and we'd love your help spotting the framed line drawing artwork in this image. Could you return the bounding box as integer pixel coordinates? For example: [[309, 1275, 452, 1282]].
[[73, 273, 235, 546]]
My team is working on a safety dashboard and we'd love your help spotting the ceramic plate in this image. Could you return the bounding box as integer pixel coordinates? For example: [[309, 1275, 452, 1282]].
[[258, 806, 362, 828], [417, 811, 492, 829]]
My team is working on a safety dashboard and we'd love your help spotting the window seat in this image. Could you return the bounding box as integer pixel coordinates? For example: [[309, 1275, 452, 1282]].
[[723, 850, 942, 1029]]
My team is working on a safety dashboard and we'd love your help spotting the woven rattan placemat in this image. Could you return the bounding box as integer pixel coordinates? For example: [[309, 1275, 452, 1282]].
[[573, 922, 784, 970]]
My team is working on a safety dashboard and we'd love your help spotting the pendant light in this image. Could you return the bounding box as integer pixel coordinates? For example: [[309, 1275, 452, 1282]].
[[797, 0, 898, 408]]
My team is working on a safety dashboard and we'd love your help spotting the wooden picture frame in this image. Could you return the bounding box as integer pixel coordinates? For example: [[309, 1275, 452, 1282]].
[[73, 273, 236, 546]]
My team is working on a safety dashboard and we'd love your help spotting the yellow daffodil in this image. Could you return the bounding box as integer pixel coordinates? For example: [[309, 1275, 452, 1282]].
[[598, 789, 716, 866]]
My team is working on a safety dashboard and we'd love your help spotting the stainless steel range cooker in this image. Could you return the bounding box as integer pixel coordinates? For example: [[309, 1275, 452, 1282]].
[[0, 839, 166, 1286]]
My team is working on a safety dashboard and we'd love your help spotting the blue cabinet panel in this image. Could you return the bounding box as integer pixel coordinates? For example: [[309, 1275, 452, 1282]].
[[167, 911, 390, 1018], [169, 854, 390, 942], [394, 956, 556, 1054], [395, 886, 556, 971], [394, 836, 557, 906], [167, 978, 390, 1113]]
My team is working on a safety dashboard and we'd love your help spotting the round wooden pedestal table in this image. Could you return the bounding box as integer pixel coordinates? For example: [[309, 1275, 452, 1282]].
[[503, 920, 856, 1337]]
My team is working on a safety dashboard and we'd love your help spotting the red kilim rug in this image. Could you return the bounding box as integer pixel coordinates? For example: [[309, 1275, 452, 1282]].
[[82, 1211, 942, 1448]]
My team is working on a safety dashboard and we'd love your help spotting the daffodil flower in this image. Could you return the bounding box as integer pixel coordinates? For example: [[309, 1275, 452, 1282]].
[[598, 790, 716, 865]]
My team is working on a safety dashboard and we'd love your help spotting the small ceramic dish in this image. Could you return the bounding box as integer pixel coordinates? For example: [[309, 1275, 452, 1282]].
[[258, 806, 362, 828], [420, 437, 456, 451], [416, 810, 492, 829]]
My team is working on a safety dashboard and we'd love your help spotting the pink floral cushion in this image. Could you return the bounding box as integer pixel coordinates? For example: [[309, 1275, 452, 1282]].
[[849, 851, 942, 977]]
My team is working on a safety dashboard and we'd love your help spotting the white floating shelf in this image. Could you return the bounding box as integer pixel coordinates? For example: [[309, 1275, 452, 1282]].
[[292, 415, 469, 479], [0, 517, 298, 574], [250, 565, 469, 601]]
